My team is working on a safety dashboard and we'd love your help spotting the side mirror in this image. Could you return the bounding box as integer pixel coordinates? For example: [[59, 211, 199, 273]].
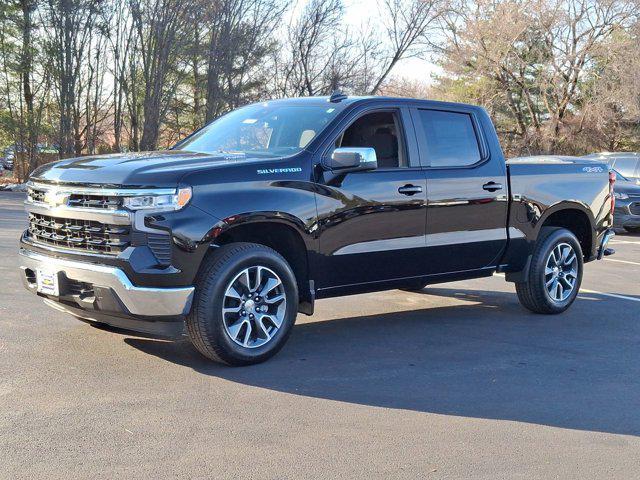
[[324, 147, 377, 172]]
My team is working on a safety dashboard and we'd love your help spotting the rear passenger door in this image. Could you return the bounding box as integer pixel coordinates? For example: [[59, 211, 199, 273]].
[[411, 107, 508, 274]]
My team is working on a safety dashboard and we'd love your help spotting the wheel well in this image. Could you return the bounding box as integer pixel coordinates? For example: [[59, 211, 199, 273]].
[[541, 209, 592, 258], [213, 222, 310, 301]]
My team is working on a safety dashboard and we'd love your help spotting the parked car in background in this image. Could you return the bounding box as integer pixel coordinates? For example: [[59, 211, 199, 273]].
[[583, 152, 640, 185], [610, 169, 640, 233], [1, 144, 59, 171], [2, 148, 15, 170]]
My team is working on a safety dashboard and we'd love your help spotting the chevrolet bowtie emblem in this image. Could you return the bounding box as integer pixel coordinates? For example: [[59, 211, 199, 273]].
[[44, 190, 68, 208]]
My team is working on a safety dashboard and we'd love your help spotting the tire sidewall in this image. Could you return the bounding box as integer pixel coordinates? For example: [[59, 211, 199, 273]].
[[533, 229, 584, 313], [197, 247, 298, 364]]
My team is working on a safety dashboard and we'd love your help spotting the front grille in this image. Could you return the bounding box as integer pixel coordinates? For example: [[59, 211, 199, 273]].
[[27, 187, 46, 203], [67, 193, 122, 209], [27, 186, 122, 210], [28, 212, 131, 255], [630, 203, 640, 215]]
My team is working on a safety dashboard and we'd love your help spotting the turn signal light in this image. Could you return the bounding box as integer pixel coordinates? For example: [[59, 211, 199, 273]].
[[177, 187, 192, 208]]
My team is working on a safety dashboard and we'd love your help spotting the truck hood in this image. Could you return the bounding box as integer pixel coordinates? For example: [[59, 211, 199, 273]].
[[30, 150, 262, 188]]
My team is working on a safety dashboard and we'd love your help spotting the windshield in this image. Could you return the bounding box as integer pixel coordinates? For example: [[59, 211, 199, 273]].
[[175, 103, 341, 158]]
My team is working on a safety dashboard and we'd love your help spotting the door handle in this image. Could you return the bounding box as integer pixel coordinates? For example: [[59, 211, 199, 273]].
[[482, 181, 503, 192], [398, 184, 423, 196]]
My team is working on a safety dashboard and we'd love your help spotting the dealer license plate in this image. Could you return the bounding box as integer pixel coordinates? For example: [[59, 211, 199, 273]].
[[36, 269, 59, 297]]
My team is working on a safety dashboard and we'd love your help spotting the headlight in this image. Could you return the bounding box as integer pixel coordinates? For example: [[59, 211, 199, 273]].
[[123, 187, 192, 211], [613, 191, 629, 200]]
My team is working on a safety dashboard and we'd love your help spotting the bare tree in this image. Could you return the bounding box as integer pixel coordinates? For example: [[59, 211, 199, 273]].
[[435, 0, 637, 154], [287, 0, 344, 95], [103, 0, 136, 152], [19, 0, 38, 170], [42, 0, 103, 157], [369, 0, 445, 94], [130, 0, 194, 150], [581, 22, 640, 151], [2, 0, 640, 169], [0, 0, 52, 179], [204, 0, 286, 122]]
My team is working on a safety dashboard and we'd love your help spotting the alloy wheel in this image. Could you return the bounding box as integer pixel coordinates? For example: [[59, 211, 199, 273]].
[[222, 265, 287, 348], [544, 242, 578, 302]]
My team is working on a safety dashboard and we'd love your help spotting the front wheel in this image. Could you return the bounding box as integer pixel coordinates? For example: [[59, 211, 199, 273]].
[[186, 243, 298, 365], [515, 227, 583, 314]]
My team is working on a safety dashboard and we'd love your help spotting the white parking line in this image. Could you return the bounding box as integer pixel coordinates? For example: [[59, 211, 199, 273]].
[[611, 240, 640, 245], [604, 258, 640, 267], [580, 289, 640, 303], [493, 272, 640, 302]]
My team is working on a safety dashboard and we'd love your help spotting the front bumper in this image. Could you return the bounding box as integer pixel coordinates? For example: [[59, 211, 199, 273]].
[[19, 248, 195, 318], [614, 198, 640, 228]]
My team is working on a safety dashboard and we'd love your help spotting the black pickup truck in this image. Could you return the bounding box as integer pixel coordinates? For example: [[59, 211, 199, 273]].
[[19, 95, 616, 365]]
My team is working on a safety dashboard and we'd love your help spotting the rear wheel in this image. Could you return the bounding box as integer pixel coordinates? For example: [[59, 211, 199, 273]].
[[186, 243, 298, 365], [516, 227, 583, 314]]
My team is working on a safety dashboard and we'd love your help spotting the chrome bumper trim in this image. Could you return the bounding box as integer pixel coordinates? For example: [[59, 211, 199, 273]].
[[19, 248, 194, 317], [597, 229, 615, 260]]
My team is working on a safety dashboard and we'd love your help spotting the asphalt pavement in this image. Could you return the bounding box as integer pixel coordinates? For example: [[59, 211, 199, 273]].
[[1, 190, 639, 479]]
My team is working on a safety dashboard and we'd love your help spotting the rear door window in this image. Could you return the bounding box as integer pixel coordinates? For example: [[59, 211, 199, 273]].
[[416, 110, 482, 167]]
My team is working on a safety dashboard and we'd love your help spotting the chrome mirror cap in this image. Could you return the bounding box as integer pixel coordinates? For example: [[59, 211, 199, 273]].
[[328, 147, 378, 172]]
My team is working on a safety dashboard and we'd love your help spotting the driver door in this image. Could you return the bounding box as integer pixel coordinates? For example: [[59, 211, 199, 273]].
[[313, 107, 428, 290]]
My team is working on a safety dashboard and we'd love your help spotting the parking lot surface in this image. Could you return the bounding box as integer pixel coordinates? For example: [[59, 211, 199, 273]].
[[1, 190, 639, 479]]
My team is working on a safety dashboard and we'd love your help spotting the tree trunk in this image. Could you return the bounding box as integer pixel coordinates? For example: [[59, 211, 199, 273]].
[[192, 23, 201, 129], [20, 0, 38, 179], [140, 92, 161, 150], [58, 0, 76, 158]]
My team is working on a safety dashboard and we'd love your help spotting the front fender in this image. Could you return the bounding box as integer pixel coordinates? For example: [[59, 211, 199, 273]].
[[187, 179, 319, 249]]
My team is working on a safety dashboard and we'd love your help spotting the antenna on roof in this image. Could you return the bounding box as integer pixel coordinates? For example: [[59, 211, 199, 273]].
[[329, 90, 348, 103]]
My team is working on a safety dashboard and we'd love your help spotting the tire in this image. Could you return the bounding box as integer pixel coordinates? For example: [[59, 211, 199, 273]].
[[185, 242, 298, 365], [624, 226, 640, 233], [515, 227, 584, 314]]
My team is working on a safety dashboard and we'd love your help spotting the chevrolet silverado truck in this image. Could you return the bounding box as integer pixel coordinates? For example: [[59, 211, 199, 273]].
[[19, 94, 616, 365]]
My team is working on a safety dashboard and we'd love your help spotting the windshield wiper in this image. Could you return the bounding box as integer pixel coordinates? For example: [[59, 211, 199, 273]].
[[215, 150, 246, 156]]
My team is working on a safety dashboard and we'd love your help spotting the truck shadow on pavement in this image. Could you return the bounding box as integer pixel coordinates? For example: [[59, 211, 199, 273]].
[[125, 287, 640, 437]]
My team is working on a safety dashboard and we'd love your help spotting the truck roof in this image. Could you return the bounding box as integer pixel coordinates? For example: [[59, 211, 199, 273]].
[[259, 95, 484, 112]]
